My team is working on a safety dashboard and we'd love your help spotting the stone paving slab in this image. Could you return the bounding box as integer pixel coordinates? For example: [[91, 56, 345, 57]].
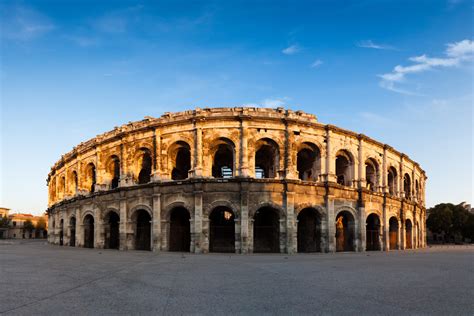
[[1, 240, 473, 315]]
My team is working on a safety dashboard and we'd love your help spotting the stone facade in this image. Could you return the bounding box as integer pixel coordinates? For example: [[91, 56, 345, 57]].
[[46, 107, 427, 253]]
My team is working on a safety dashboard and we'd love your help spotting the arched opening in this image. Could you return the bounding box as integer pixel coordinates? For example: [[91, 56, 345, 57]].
[[134, 210, 151, 251], [253, 207, 280, 253], [209, 207, 235, 253], [297, 143, 321, 181], [69, 217, 76, 247], [86, 163, 96, 193], [297, 208, 322, 253], [170, 142, 191, 180], [387, 167, 397, 195], [336, 150, 353, 186], [105, 211, 120, 250], [71, 171, 78, 194], [50, 178, 57, 202], [108, 155, 120, 189], [405, 219, 413, 249], [389, 217, 399, 250], [403, 173, 411, 199], [415, 180, 419, 201], [137, 149, 152, 184], [365, 158, 379, 192], [83, 214, 94, 248], [335, 211, 355, 252], [60, 177, 66, 198], [169, 207, 190, 252], [212, 139, 234, 178], [59, 219, 64, 246], [255, 138, 279, 179], [366, 213, 381, 251]]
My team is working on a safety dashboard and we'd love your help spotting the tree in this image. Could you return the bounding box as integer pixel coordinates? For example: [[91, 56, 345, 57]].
[[0, 215, 10, 228], [36, 218, 47, 231], [427, 203, 472, 243], [23, 219, 35, 232]]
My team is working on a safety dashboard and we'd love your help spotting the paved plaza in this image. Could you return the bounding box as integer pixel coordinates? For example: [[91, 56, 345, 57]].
[[1, 240, 473, 315]]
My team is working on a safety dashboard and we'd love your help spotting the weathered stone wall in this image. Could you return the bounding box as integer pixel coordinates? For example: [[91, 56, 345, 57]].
[[46, 107, 427, 253]]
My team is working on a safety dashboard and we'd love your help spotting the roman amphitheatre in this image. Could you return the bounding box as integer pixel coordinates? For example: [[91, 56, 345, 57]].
[[46, 107, 426, 253]]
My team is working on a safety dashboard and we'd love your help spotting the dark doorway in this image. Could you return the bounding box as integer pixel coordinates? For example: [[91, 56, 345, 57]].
[[366, 213, 381, 251], [106, 211, 120, 249], [335, 211, 355, 252], [297, 208, 321, 252], [138, 151, 152, 184], [169, 207, 190, 252], [135, 210, 151, 251], [83, 215, 94, 248], [297, 143, 320, 181], [59, 219, 64, 246], [336, 151, 352, 186], [209, 207, 235, 253], [254, 207, 280, 253], [110, 156, 120, 189], [69, 217, 76, 247], [405, 219, 412, 249], [212, 143, 234, 178], [171, 142, 191, 180], [389, 217, 398, 250]]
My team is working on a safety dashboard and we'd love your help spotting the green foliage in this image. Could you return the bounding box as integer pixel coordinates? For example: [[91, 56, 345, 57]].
[[427, 203, 473, 242], [0, 215, 10, 228], [23, 219, 35, 232], [36, 218, 47, 231]]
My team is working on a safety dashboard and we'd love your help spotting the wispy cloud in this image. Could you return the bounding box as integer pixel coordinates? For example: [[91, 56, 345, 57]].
[[282, 44, 301, 55], [242, 97, 290, 108], [0, 5, 54, 41], [93, 5, 144, 33], [65, 35, 100, 47], [357, 40, 395, 50], [379, 39, 474, 94], [310, 59, 323, 68]]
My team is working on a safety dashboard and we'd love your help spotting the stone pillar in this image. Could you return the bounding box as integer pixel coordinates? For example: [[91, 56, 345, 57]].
[[202, 218, 210, 253], [359, 206, 366, 252], [285, 190, 297, 254], [161, 220, 169, 251], [152, 193, 161, 251], [397, 219, 402, 250], [119, 198, 127, 250], [78, 224, 84, 247], [400, 216, 406, 250], [326, 198, 336, 252], [239, 119, 249, 177], [324, 127, 337, 183], [192, 126, 203, 177], [240, 182, 250, 253], [234, 218, 241, 253], [193, 188, 203, 253], [285, 123, 298, 180], [382, 146, 388, 193], [153, 131, 162, 181], [95, 209, 105, 249], [358, 136, 366, 189]]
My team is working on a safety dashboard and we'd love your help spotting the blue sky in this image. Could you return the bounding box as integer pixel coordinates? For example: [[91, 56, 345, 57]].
[[1, 0, 472, 215]]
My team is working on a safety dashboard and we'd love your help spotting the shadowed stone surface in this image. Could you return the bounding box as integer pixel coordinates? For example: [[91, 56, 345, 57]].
[[1, 240, 473, 315]]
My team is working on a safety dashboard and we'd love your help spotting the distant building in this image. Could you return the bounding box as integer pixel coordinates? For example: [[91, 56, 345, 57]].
[[5, 212, 48, 239], [0, 207, 10, 238]]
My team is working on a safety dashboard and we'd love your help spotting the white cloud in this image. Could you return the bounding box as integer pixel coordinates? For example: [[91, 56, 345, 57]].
[[357, 40, 395, 50], [379, 39, 473, 94], [1, 5, 54, 41], [282, 45, 300, 55], [311, 59, 323, 68], [242, 97, 290, 108]]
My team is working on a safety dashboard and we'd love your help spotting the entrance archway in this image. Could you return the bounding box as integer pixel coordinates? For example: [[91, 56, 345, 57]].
[[366, 213, 381, 251], [297, 208, 322, 253], [209, 207, 235, 253], [389, 217, 398, 250], [169, 207, 190, 252], [253, 207, 280, 253], [83, 214, 94, 248], [69, 217, 76, 247], [135, 210, 151, 251], [405, 219, 413, 249], [335, 211, 355, 252], [105, 211, 120, 249]]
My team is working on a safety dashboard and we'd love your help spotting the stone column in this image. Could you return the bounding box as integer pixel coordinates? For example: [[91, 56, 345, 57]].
[[324, 127, 337, 183], [161, 220, 169, 251], [95, 209, 105, 249], [152, 193, 161, 252], [240, 183, 250, 253], [119, 198, 127, 250], [358, 136, 366, 189], [239, 119, 249, 177], [326, 198, 336, 252], [193, 126, 203, 177], [285, 190, 297, 254], [153, 131, 162, 181], [285, 122, 298, 180], [359, 206, 366, 252], [193, 187, 203, 253], [234, 218, 241, 253], [382, 146, 388, 193]]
